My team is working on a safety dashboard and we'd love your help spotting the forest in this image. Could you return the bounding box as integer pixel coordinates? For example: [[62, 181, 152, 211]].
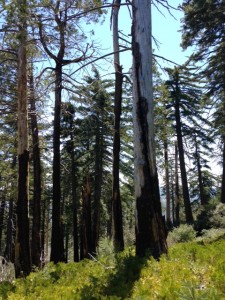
[[0, 0, 225, 298]]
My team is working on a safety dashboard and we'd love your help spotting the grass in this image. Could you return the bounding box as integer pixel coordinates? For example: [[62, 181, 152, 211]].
[[1, 236, 225, 299]]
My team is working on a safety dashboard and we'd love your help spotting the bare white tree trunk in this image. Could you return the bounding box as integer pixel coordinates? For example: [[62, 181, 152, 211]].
[[132, 0, 167, 258]]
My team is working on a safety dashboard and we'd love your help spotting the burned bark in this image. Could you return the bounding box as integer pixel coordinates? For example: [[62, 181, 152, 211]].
[[132, 0, 167, 258]]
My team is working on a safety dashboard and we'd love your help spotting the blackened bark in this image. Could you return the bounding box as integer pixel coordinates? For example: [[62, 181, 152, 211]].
[[174, 79, 193, 223], [15, 2, 31, 275], [29, 71, 42, 267], [132, 0, 167, 258], [50, 63, 65, 263], [112, 0, 124, 252], [16, 151, 31, 276]]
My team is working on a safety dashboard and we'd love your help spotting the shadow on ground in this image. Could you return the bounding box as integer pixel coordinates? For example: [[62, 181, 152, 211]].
[[102, 254, 147, 299], [81, 253, 146, 300]]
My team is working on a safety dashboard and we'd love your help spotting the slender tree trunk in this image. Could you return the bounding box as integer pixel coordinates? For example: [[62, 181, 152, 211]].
[[194, 136, 208, 205], [174, 79, 193, 223], [111, 0, 124, 252], [71, 148, 79, 262], [50, 63, 65, 263], [132, 0, 167, 258], [40, 193, 46, 266], [81, 175, 92, 259], [29, 70, 42, 267], [0, 200, 5, 254], [174, 143, 180, 225], [164, 140, 171, 226], [92, 116, 103, 253], [221, 137, 225, 203], [4, 199, 15, 262], [15, 0, 31, 276]]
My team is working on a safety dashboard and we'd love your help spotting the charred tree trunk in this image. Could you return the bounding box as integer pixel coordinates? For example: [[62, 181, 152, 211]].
[[15, 1, 31, 276], [174, 76, 193, 223], [29, 70, 42, 268], [111, 0, 124, 252], [132, 0, 167, 258], [50, 63, 65, 263]]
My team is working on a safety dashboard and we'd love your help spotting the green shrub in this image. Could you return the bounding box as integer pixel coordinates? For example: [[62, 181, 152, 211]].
[[195, 202, 225, 233], [1, 239, 225, 299], [209, 203, 225, 228], [168, 224, 196, 243]]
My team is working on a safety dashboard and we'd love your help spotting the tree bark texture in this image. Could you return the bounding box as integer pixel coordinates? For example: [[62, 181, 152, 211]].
[[112, 0, 124, 252], [15, 1, 31, 276], [132, 0, 167, 258], [29, 70, 42, 267]]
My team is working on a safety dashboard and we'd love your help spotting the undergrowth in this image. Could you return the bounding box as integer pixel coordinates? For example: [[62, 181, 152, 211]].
[[1, 238, 225, 299]]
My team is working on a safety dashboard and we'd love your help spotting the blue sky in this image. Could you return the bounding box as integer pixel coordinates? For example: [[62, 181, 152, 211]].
[[88, 1, 192, 75]]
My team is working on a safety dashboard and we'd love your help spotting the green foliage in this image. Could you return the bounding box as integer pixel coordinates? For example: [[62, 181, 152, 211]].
[[195, 202, 225, 233], [168, 224, 196, 244], [1, 239, 225, 299]]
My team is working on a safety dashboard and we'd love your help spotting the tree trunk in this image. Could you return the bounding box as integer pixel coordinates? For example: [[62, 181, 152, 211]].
[[194, 135, 208, 205], [164, 140, 171, 226], [174, 78, 193, 223], [29, 70, 42, 268], [15, 1, 31, 276], [0, 200, 6, 254], [4, 199, 15, 262], [92, 115, 103, 253], [221, 138, 225, 203], [174, 143, 180, 225], [50, 63, 65, 263], [132, 0, 167, 258], [71, 149, 79, 262], [111, 0, 124, 252], [81, 175, 92, 259]]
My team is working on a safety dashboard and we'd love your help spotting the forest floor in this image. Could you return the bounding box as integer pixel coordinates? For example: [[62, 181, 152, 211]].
[[1, 232, 225, 299]]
